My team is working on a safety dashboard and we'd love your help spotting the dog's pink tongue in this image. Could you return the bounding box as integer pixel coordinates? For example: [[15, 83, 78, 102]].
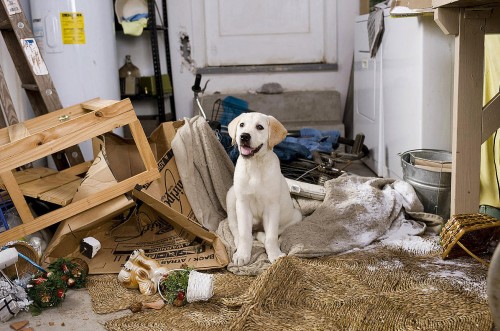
[[240, 146, 253, 156]]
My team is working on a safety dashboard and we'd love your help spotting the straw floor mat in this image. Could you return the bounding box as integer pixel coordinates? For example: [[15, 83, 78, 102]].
[[87, 245, 492, 331]]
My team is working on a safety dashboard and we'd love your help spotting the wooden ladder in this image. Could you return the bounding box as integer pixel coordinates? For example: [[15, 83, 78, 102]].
[[0, 0, 84, 169]]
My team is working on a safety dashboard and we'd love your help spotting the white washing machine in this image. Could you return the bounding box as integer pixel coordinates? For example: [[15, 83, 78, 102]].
[[353, 14, 384, 176], [354, 10, 454, 179]]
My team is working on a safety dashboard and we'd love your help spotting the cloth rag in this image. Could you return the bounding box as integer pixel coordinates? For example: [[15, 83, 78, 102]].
[[217, 175, 443, 275], [171, 116, 235, 231]]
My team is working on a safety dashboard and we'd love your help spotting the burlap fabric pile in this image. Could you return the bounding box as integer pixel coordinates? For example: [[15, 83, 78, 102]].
[[87, 244, 492, 331]]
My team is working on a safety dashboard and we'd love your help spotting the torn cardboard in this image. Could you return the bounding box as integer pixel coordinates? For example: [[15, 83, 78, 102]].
[[42, 147, 135, 263], [43, 121, 228, 273]]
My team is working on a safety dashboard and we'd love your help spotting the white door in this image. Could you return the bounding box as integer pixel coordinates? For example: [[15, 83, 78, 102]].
[[167, 0, 352, 120], [203, 0, 336, 66]]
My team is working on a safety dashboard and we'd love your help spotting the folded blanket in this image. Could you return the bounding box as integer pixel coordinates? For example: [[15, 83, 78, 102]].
[[217, 175, 443, 275]]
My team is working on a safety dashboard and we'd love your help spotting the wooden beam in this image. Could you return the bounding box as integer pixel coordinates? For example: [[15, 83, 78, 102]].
[[486, 7, 500, 33], [0, 168, 58, 190], [435, 8, 459, 35], [0, 171, 159, 245], [0, 98, 160, 245], [433, 0, 500, 8], [450, 8, 485, 214], [59, 161, 92, 177], [7, 122, 29, 142], [0, 171, 34, 224], [18, 172, 80, 198], [0, 62, 18, 128], [38, 179, 82, 206], [483, 92, 500, 143], [0, 101, 137, 171]]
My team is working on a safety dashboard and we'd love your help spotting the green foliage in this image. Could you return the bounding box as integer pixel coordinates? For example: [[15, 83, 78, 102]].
[[27, 272, 67, 313], [27, 257, 89, 315], [158, 269, 191, 305]]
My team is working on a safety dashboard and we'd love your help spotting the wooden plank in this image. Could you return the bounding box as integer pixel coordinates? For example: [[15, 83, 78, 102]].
[[38, 179, 82, 206], [450, 8, 485, 214], [433, 0, 500, 8], [485, 7, 500, 33], [19, 172, 80, 198], [0, 62, 18, 128], [0, 170, 159, 245], [482, 92, 500, 143], [0, 101, 137, 171], [81, 99, 119, 112], [0, 99, 133, 146], [16, 167, 58, 182], [434, 7, 459, 35], [59, 161, 92, 177], [0, 171, 33, 224], [127, 119, 159, 173], [0, 165, 87, 205], [0, 167, 58, 189], [0, 96, 159, 244], [414, 158, 452, 169], [0, 101, 89, 146], [415, 164, 453, 172], [7, 122, 29, 142]]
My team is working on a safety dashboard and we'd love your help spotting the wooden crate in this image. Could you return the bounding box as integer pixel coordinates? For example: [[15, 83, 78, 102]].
[[0, 98, 160, 245]]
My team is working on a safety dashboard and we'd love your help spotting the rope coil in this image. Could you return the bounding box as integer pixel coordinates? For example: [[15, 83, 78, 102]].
[[186, 270, 214, 303]]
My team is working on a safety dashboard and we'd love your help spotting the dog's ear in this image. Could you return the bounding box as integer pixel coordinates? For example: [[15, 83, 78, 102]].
[[267, 115, 287, 149], [228, 114, 243, 145]]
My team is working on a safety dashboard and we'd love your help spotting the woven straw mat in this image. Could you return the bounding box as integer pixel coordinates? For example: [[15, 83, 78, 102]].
[[87, 245, 492, 331]]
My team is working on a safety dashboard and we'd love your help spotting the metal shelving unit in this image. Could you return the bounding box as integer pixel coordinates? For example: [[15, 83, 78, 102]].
[[117, 0, 176, 126]]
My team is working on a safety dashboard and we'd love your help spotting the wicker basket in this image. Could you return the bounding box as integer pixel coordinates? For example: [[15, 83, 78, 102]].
[[2, 241, 40, 280], [440, 213, 500, 266]]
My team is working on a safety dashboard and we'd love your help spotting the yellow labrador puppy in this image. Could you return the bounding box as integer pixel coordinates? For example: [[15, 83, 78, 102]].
[[226, 112, 303, 266]]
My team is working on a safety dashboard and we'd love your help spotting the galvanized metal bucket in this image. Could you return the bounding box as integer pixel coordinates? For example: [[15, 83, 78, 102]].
[[400, 149, 452, 221]]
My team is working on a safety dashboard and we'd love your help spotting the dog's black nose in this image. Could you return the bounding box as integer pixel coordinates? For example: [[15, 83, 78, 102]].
[[240, 133, 251, 143]]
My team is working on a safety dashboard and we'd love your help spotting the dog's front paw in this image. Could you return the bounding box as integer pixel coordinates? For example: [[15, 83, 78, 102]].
[[267, 250, 286, 263], [232, 249, 251, 266]]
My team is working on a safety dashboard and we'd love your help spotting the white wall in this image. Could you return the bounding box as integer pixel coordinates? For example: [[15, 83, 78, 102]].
[[166, 0, 359, 120], [1, 1, 359, 124]]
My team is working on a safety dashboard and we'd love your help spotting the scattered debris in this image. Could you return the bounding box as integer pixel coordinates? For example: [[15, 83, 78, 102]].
[[128, 302, 143, 313], [257, 82, 284, 94], [9, 320, 28, 330], [143, 300, 165, 310], [80, 237, 101, 259]]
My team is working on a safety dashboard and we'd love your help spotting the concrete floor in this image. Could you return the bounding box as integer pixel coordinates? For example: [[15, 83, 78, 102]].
[[6, 289, 130, 331]]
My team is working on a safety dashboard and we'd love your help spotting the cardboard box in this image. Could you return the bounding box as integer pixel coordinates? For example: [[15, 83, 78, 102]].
[[43, 121, 229, 273]]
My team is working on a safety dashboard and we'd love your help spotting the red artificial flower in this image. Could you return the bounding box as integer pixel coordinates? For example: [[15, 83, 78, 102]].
[[32, 277, 48, 285]]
